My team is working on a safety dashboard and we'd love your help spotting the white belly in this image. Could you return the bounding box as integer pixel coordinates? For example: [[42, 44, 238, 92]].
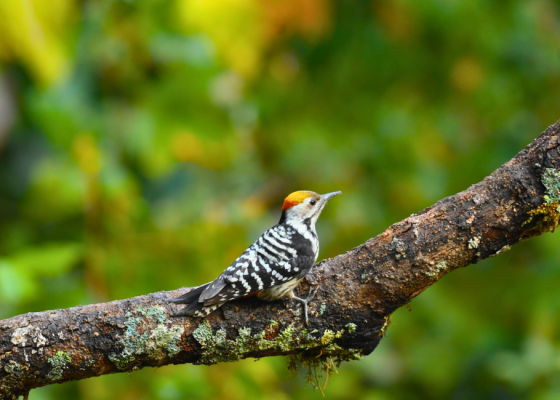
[[257, 278, 302, 300]]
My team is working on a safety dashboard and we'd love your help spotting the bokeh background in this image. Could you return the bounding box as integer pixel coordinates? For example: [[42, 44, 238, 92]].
[[1, 0, 560, 399]]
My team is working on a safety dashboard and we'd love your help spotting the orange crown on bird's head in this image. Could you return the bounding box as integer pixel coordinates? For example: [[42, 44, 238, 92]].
[[281, 191, 315, 212]]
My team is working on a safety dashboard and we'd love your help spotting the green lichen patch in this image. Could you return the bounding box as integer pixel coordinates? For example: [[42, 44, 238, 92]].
[[152, 324, 184, 357], [425, 261, 448, 277], [47, 351, 71, 381], [3, 360, 27, 377], [542, 168, 560, 204], [524, 203, 560, 234], [109, 305, 184, 370], [523, 168, 560, 234], [379, 315, 392, 338], [345, 323, 357, 333], [320, 329, 343, 345]]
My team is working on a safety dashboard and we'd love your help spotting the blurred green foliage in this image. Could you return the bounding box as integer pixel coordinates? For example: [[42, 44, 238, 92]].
[[0, 0, 559, 399]]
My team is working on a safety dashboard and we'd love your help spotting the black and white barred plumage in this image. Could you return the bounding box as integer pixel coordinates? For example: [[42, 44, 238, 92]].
[[169, 190, 341, 322]]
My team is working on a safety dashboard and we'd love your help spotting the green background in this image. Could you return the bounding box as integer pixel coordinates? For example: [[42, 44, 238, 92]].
[[0, 0, 559, 399]]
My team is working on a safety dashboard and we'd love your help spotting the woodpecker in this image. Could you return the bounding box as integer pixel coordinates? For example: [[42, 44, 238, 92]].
[[169, 190, 341, 325]]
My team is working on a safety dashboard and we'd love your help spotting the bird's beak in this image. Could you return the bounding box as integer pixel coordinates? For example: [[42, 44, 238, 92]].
[[321, 191, 342, 201]]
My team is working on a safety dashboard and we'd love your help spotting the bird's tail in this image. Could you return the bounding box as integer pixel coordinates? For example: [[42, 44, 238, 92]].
[[168, 284, 209, 304], [172, 301, 223, 317], [168, 284, 225, 317]]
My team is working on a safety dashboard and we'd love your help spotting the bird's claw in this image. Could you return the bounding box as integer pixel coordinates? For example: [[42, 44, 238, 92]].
[[293, 285, 319, 327], [306, 285, 319, 302]]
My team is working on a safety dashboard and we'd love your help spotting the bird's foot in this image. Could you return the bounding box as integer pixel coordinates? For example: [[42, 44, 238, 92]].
[[293, 286, 319, 326]]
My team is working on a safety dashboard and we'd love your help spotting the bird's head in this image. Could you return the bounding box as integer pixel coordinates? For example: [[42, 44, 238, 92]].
[[280, 190, 341, 226]]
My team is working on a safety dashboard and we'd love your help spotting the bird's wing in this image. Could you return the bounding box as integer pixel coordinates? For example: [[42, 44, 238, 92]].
[[200, 255, 310, 306], [198, 226, 315, 306], [197, 247, 256, 303]]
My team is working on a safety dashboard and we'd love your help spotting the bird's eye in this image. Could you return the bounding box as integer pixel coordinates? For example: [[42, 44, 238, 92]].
[[310, 199, 317, 206]]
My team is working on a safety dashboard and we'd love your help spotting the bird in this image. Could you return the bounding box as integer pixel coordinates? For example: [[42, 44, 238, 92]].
[[169, 190, 341, 325]]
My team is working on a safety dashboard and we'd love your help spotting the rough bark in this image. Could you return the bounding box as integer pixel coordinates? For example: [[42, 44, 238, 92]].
[[1, 122, 560, 399]]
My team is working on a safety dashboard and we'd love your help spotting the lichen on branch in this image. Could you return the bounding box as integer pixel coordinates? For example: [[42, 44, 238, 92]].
[[108, 306, 184, 370], [523, 167, 560, 233], [191, 319, 362, 366]]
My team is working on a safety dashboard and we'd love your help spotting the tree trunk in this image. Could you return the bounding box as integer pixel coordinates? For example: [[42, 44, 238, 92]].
[[1, 121, 559, 399]]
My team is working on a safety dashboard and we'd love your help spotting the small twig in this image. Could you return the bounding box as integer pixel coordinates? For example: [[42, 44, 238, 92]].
[[323, 362, 331, 390], [316, 367, 325, 397], [329, 357, 338, 374]]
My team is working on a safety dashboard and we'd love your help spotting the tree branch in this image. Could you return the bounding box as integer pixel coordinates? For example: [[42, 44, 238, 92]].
[[1, 122, 560, 399]]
